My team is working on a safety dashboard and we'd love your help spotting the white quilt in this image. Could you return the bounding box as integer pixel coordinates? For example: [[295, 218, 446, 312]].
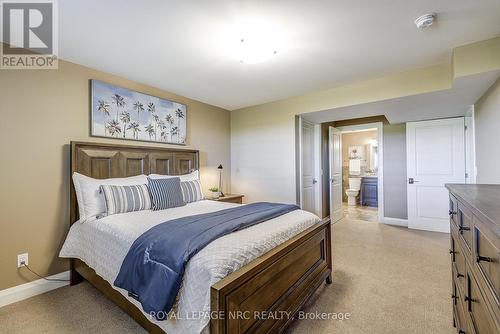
[[59, 200, 320, 334]]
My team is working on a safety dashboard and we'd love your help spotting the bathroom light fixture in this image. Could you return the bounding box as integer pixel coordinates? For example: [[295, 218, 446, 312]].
[[415, 13, 436, 29]]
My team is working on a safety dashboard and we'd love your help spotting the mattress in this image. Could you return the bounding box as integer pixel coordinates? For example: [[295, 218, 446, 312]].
[[59, 200, 320, 334]]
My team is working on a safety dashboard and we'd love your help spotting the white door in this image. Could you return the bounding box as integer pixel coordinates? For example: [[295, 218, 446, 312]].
[[329, 126, 343, 222], [301, 119, 316, 214], [407, 118, 465, 232]]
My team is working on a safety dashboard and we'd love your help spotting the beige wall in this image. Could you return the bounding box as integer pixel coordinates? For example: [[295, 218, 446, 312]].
[[341, 131, 377, 168], [231, 38, 500, 207], [453, 37, 500, 78], [0, 60, 231, 290], [475, 77, 500, 183]]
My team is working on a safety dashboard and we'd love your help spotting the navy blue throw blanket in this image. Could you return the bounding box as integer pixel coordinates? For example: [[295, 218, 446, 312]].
[[114, 202, 299, 317]]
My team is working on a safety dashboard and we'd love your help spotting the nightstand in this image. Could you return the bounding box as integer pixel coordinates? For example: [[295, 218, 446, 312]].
[[210, 194, 244, 204]]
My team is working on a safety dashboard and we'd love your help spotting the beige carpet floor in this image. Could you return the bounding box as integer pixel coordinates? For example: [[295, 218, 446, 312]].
[[0, 218, 454, 334]]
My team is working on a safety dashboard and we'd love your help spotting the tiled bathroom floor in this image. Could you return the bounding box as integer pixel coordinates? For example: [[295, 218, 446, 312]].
[[342, 203, 379, 222]]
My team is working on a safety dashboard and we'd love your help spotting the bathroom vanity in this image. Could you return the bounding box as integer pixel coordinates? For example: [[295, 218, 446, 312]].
[[360, 176, 378, 207]]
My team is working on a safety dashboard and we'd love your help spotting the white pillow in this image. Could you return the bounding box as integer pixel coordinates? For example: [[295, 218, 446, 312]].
[[72, 172, 148, 222], [149, 170, 199, 182]]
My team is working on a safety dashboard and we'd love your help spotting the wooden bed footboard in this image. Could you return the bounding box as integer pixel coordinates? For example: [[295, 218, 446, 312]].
[[211, 218, 332, 334]]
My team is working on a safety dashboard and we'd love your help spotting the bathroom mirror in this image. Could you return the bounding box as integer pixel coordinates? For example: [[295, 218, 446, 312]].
[[365, 143, 378, 173]]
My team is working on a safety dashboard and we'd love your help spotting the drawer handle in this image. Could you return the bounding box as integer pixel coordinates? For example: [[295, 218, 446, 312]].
[[476, 255, 493, 263], [449, 249, 456, 255], [464, 295, 476, 303], [449, 210, 456, 216], [451, 294, 458, 300], [456, 273, 464, 278], [458, 330, 466, 334], [459, 226, 470, 232]]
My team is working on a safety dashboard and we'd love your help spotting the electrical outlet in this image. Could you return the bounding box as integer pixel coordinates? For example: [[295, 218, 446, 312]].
[[17, 253, 28, 268]]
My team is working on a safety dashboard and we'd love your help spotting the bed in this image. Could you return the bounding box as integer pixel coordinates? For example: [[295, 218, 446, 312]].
[[62, 141, 332, 334]]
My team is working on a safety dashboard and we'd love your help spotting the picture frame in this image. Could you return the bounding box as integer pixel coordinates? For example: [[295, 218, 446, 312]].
[[90, 79, 187, 145]]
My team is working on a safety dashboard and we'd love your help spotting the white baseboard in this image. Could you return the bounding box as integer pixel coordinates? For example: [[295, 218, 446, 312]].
[[383, 217, 450, 233], [382, 217, 408, 227], [0, 271, 69, 308], [407, 222, 450, 233]]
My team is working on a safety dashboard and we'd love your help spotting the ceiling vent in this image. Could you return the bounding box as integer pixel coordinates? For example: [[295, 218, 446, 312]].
[[415, 13, 436, 29]]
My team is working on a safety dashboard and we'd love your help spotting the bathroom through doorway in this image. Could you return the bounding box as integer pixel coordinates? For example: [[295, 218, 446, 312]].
[[332, 122, 383, 223]]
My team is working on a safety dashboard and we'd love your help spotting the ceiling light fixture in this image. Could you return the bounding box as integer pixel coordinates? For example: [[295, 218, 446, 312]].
[[222, 19, 285, 64], [237, 37, 278, 64], [415, 13, 436, 29]]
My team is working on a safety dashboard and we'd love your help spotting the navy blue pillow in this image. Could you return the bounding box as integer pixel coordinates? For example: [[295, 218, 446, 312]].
[[148, 177, 186, 211]]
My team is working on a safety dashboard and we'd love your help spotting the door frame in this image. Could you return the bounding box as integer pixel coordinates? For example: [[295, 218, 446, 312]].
[[465, 106, 476, 184], [297, 116, 322, 217], [335, 122, 384, 222]]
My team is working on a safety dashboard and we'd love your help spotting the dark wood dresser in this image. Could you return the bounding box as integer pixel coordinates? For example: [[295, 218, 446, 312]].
[[446, 184, 500, 334]]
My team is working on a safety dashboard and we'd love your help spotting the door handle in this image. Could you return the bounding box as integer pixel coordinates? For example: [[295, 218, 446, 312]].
[[312, 179, 318, 184], [408, 178, 419, 184]]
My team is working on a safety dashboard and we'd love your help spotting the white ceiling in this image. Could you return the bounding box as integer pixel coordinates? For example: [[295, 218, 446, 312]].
[[53, 1, 500, 109], [301, 71, 500, 124]]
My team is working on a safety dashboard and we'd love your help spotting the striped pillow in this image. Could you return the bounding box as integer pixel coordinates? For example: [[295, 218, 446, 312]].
[[148, 177, 186, 211], [180, 179, 204, 203], [100, 184, 151, 216]]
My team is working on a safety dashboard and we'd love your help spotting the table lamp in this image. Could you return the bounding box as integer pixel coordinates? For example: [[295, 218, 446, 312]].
[[218, 164, 224, 197]]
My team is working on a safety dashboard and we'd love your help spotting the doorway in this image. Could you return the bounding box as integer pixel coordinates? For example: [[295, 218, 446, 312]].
[[330, 122, 384, 223]]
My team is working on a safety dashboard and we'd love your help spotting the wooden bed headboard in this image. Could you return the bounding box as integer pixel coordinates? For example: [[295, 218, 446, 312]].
[[70, 141, 199, 225]]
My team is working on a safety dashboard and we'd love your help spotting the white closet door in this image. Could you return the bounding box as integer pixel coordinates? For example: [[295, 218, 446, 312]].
[[407, 118, 465, 232], [329, 126, 343, 223], [301, 119, 316, 214]]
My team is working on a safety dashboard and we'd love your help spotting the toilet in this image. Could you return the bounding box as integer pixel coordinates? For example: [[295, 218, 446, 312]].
[[346, 177, 361, 206]]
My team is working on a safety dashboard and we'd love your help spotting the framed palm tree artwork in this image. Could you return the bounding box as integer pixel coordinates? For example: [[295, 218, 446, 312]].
[[90, 80, 187, 145]]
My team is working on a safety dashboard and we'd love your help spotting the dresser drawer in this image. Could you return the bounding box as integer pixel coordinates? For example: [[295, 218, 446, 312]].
[[467, 270, 497, 334], [452, 273, 458, 329], [450, 194, 459, 227], [456, 297, 469, 334], [454, 246, 467, 294], [454, 273, 475, 334], [452, 224, 468, 293], [451, 233, 457, 263], [458, 202, 473, 253], [473, 221, 500, 308]]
